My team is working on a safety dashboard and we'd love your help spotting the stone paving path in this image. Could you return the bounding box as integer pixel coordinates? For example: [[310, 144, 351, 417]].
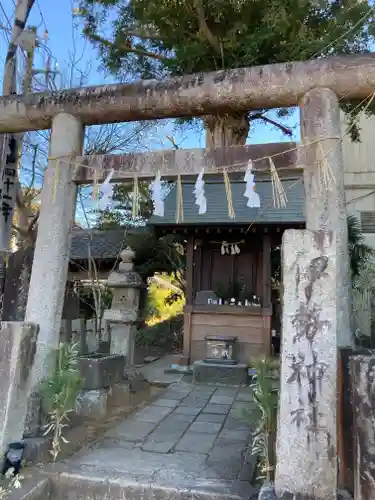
[[139, 354, 184, 385], [53, 382, 258, 499]]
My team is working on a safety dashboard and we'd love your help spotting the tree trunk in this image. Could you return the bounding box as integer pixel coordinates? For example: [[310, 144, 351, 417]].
[[203, 112, 249, 148]]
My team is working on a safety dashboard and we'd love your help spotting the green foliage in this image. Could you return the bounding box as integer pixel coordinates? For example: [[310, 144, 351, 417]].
[[245, 357, 279, 482], [95, 182, 153, 228], [347, 214, 375, 279], [352, 258, 375, 345], [93, 165, 186, 312], [77, 283, 113, 319], [127, 229, 186, 283], [80, 0, 374, 77], [146, 277, 185, 322], [40, 343, 83, 461], [94, 178, 186, 285], [136, 314, 183, 350], [136, 278, 184, 350], [79, 0, 375, 139]]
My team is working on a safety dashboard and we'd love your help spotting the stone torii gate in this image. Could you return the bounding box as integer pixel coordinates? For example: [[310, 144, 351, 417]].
[[0, 54, 373, 498]]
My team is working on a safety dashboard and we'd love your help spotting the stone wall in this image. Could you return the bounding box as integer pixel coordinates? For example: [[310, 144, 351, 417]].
[[351, 353, 375, 500]]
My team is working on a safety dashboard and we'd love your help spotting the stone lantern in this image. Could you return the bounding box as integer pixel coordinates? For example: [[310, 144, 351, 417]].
[[103, 247, 143, 366]]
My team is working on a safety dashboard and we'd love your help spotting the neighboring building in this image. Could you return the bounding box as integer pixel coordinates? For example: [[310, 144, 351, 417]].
[[68, 228, 128, 281], [342, 112, 375, 248]]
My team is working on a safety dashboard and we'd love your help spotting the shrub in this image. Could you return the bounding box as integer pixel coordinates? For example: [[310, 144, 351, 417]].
[[40, 342, 83, 460], [245, 357, 279, 482]]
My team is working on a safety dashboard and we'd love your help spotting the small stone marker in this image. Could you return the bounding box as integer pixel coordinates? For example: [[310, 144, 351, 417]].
[[275, 229, 337, 499], [144, 356, 159, 364]]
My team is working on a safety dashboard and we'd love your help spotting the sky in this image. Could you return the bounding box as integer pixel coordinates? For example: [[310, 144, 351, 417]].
[[0, 0, 299, 151], [0, 0, 299, 224]]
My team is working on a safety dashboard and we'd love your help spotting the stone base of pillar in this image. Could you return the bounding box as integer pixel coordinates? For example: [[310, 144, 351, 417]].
[[0, 321, 39, 450], [257, 483, 352, 500]]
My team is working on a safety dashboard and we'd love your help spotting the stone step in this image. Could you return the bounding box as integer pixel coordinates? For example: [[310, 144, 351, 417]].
[[45, 467, 256, 500], [7, 475, 50, 500], [16, 454, 258, 500]]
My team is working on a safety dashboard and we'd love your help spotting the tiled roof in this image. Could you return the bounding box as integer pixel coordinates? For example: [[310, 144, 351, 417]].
[[148, 177, 305, 226], [70, 229, 129, 261], [70, 177, 305, 261]]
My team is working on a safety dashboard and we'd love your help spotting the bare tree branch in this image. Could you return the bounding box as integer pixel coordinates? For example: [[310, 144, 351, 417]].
[[192, 0, 221, 55], [90, 33, 170, 62], [121, 30, 163, 41], [251, 112, 293, 137]]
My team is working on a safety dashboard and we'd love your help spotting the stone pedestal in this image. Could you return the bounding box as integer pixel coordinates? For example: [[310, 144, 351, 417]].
[[0, 322, 39, 450], [204, 335, 237, 365], [193, 361, 248, 386], [78, 354, 125, 390], [275, 229, 337, 499], [103, 248, 143, 367]]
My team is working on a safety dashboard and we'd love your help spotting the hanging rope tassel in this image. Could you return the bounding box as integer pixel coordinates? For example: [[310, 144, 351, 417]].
[[317, 142, 336, 192], [269, 157, 287, 208], [175, 174, 184, 224], [132, 174, 139, 220], [223, 168, 235, 219], [52, 159, 60, 203]]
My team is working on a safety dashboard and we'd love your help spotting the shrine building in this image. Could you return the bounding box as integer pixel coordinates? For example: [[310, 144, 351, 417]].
[[148, 143, 305, 365]]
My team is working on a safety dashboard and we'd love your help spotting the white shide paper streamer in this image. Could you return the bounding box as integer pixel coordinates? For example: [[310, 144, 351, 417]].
[[150, 171, 164, 217], [193, 170, 207, 215], [98, 169, 115, 211], [244, 160, 260, 208]]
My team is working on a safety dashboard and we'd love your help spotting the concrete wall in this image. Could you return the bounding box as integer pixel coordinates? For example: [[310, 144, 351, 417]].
[[342, 112, 375, 248]]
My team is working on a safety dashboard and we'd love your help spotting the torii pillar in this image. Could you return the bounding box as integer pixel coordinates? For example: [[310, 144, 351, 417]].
[[275, 88, 351, 499], [301, 88, 351, 348], [25, 112, 84, 387]]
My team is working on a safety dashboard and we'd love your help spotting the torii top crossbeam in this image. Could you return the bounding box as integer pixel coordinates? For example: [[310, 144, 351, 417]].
[[0, 54, 375, 133]]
